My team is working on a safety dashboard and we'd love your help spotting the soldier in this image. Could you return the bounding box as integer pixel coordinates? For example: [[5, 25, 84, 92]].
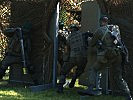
[[57, 24, 88, 93], [78, 16, 132, 100], [0, 23, 33, 80], [58, 21, 67, 69]]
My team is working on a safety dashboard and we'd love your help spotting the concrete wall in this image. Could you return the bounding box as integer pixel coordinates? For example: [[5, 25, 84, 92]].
[[79, 0, 101, 86]]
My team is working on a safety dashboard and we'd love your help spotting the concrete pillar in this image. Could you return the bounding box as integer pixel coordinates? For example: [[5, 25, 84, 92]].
[[79, 0, 101, 86], [80, 0, 100, 33]]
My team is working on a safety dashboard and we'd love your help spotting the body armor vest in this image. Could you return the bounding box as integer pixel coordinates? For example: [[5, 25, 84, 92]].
[[67, 31, 87, 57]]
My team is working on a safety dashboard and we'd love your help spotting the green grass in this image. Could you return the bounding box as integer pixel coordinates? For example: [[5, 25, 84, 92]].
[[0, 80, 125, 100]]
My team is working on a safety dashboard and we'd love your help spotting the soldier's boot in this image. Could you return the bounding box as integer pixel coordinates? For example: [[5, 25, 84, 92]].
[[78, 84, 102, 96], [69, 75, 77, 88], [57, 75, 66, 93]]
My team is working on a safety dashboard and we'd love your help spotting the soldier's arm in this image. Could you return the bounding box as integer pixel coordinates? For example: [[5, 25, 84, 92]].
[[63, 37, 70, 62], [65, 43, 70, 53], [64, 38, 70, 55]]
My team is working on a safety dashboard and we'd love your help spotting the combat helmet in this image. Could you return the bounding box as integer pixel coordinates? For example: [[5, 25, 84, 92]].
[[99, 16, 109, 23], [69, 24, 79, 31]]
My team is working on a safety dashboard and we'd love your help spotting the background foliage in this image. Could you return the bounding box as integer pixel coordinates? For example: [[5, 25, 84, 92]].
[[0, 0, 129, 60], [0, 1, 10, 61]]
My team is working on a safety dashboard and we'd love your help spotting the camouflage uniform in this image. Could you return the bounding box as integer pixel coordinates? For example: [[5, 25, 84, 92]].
[[86, 25, 132, 99], [0, 27, 32, 79], [57, 29, 87, 92], [58, 21, 68, 69], [58, 29, 67, 69]]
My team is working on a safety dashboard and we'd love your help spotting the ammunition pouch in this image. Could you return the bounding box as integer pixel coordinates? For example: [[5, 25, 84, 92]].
[[104, 46, 121, 59], [96, 46, 121, 63]]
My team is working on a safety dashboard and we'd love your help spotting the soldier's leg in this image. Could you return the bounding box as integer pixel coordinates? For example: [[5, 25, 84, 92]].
[[96, 72, 102, 91], [110, 56, 132, 100], [69, 57, 87, 88], [78, 61, 103, 96], [88, 62, 100, 87], [57, 58, 75, 93], [59, 62, 75, 84], [0, 55, 21, 79]]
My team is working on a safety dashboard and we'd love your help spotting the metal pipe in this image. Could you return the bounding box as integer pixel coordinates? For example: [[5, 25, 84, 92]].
[[53, 2, 59, 88]]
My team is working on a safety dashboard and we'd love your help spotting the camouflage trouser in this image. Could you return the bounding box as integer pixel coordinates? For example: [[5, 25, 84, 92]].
[[59, 57, 87, 84], [0, 54, 21, 79], [87, 49, 131, 97]]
